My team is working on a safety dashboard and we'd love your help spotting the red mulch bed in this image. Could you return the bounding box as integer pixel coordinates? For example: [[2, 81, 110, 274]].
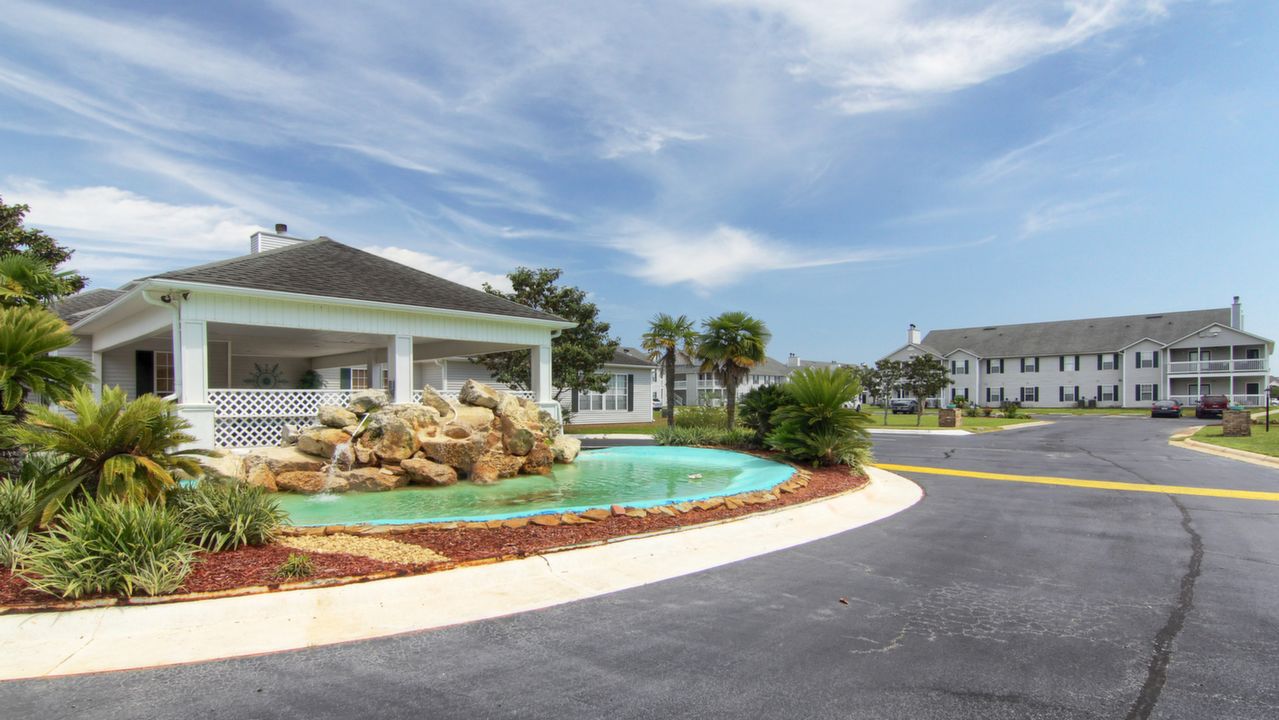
[[1, 462, 866, 610]]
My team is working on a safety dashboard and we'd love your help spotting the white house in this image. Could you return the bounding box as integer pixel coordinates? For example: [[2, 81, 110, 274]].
[[52, 229, 577, 448], [879, 298, 1274, 409]]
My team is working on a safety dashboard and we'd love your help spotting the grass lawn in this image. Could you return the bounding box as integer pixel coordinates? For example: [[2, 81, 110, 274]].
[[1191, 423, 1279, 458], [565, 420, 667, 435], [861, 410, 1036, 432]]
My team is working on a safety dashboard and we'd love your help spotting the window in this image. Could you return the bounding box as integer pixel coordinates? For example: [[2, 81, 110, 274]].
[[581, 373, 629, 411], [1136, 351, 1157, 369], [951, 388, 969, 400], [154, 351, 174, 396], [1100, 385, 1117, 402], [988, 359, 1004, 374], [986, 387, 1003, 402], [350, 367, 369, 389], [1137, 384, 1156, 402], [950, 359, 969, 375], [1187, 383, 1211, 396], [1188, 350, 1211, 362], [1061, 355, 1078, 372], [1020, 386, 1039, 403], [1100, 354, 1116, 370], [1022, 357, 1038, 373], [1245, 382, 1260, 395], [1060, 386, 1077, 402], [1246, 348, 1261, 359]]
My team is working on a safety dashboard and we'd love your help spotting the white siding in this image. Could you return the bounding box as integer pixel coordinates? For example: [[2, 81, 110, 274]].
[[57, 335, 94, 362], [442, 359, 511, 393], [414, 361, 445, 391], [207, 341, 231, 388], [562, 367, 654, 425]]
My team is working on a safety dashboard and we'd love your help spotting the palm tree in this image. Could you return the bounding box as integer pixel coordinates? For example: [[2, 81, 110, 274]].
[[0, 305, 94, 421], [0, 254, 75, 308], [696, 311, 771, 430], [13, 386, 207, 524], [641, 313, 698, 427]]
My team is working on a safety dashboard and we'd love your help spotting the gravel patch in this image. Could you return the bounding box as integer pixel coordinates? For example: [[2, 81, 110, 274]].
[[280, 535, 448, 565]]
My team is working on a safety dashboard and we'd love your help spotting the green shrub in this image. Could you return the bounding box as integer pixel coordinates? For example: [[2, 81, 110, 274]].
[[654, 426, 709, 446], [275, 553, 315, 579], [674, 405, 730, 429], [739, 384, 789, 441], [981, 406, 994, 417], [20, 497, 197, 599], [1000, 400, 1021, 418], [173, 480, 288, 552], [0, 529, 31, 571], [653, 426, 756, 449], [766, 367, 872, 469], [0, 478, 35, 533], [963, 405, 981, 417]]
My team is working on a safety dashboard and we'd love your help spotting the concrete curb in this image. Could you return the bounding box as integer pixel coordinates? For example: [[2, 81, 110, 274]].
[[0, 468, 922, 681], [1174, 436, 1279, 470]]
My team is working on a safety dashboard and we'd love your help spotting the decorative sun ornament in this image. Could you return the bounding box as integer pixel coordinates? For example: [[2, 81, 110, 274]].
[[245, 363, 288, 389]]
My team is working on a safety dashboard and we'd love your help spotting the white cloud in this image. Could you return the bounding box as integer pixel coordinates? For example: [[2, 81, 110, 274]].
[[365, 245, 512, 292], [601, 126, 708, 159], [612, 222, 976, 292], [5, 179, 262, 252], [1019, 192, 1126, 238]]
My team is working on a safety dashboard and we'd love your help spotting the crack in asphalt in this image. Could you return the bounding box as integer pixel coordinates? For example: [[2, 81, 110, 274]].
[[1124, 498, 1203, 720]]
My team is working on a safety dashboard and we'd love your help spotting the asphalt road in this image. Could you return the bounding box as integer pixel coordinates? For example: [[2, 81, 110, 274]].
[[5, 416, 1278, 719]]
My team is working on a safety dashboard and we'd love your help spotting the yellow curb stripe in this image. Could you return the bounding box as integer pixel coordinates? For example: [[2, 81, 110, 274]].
[[873, 463, 1279, 502]]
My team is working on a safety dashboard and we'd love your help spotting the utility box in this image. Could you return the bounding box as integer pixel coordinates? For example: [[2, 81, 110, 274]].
[[1222, 410, 1252, 437]]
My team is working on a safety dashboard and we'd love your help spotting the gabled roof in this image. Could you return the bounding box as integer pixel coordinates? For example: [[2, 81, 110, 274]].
[[880, 342, 941, 360], [671, 352, 791, 376], [919, 308, 1232, 358], [610, 347, 656, 367], [50, 288, 126, 323], [1164, 322, 1275, 351], [147, 238, 567, 323]]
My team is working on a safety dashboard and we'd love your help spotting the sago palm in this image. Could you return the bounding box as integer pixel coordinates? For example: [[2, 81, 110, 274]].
[[767, 366, 871, 468], [696, 311, 771, 430], [0, 305, 94, 420], [14, 386, 207, 524], [0, 254, 75, 307], [641, 313, 698, 427]]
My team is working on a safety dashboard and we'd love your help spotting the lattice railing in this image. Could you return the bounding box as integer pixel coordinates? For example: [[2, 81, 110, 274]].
[[209, 387, 536, 447]]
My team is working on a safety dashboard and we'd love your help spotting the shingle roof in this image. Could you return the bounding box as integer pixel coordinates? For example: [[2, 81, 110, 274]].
[[921, 308, 1231, 358], [148, 239, 567, 323], [50, 288, 126, 322], [672, 352, 790, 376], [611, 347, 656, 367]]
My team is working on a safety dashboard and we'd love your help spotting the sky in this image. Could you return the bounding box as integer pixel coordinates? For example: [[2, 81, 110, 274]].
[[1, 1, 1276, 363]]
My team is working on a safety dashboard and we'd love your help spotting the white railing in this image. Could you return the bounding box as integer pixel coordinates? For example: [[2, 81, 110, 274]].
[[208, 387, 535, 448], [1168, 359, 1268, 374], [1168, 394, 1265, 408]]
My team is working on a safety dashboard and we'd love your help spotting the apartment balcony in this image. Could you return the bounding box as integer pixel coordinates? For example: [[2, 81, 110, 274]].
[[1167, 359, 1268, 375], [1169, 394, 1267, 407]]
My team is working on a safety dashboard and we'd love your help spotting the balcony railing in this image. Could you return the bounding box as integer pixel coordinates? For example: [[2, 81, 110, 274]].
[[1167, 359, 1268, 375], [1168, 394, 1266, 407]]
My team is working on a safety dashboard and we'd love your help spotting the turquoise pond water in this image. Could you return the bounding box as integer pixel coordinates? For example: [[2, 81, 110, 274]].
[[273, 446, 794, 526]]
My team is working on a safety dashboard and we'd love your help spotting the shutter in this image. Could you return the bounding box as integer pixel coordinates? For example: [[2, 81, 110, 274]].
[[1020, 358, 1025, 373], [1153, 385, 1159, 401], [1059, 386, 1064, 402], [1074, 386, 1079, 401], [571, 389, 579, 412], [339, 367, 352, 390], [1133, 384, 1138, 402], [1097, 354, 1102, 370], [1074, 355, 1080, 371], [964, 360, 970, 374], [1097, 385, 1102, 400], [1154, 352, 1159, 368], [627, 374, 635, 412], [1114, 353, 1120, 367], [1112, 385, 1119, 401], [1059, 356, 1065, 372], [135, 351, 155, 397]]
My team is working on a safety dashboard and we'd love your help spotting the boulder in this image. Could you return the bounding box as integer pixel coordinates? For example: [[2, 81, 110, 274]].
[[245, 462, 278, 492], [453, 404, 497, 432], [341, 466, 409, 492], [458, 379, 501, 409], [419, 436, 485, 472], [197, 450, 245, 482], [551, 435, 581, 463], [443, 426, 471, 440], [297, 426, 353, 460], [244, 446, 328, 475], [521, 441, 554, 475], [401, 458, 459, 486], [276, 470, 345, 494], [383, 403, 441, 445], [470, 451, 525, 484], [494, 393, 522, 419], [354, 414, 416, 464], [318, 405, 358, 429], [500, 416, 536, 456], [280, 424, 301, 446], [419, 385, 456, 421], [347, 389, 389, 414]]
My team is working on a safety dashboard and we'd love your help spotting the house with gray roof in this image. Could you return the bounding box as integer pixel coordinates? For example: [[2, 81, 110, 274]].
[[879, 299, 1274, 408], [51, 227, 578, 448]]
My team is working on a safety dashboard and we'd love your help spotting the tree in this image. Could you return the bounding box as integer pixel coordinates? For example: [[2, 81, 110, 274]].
[[13, 386, 206, 525], [0, 255, 77, 308], [640, 313, 698, 427], [696, 311, 771, 430], [473, 268, 619, 407], [902, 354, 952, 426], [0, 196, 86, 294], [0, 305, 94, 422], [865, 359, 907, 426]]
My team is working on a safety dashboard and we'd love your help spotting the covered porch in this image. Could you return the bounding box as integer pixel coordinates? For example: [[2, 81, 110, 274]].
[[72, 285, 568, 449]]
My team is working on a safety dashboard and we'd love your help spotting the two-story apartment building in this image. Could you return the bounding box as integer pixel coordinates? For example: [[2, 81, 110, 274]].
[[653, 352, 792, 408], [879, 298, 1273, 409]]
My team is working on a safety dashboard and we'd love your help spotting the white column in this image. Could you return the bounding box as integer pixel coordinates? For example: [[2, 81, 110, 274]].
[[388, 335, 413, 403], [178, 319, 208, 404], [367, 349, 381, 389], [90, 351, 104, 400], [530, 343, 552, 403]]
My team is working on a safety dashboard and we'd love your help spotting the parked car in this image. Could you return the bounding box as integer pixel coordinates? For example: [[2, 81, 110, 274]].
[[1194, 394, 1229, 419], [842, 398, 863, 411], [1150, 400, 1182, 418], [889, 398, 918, 414]]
